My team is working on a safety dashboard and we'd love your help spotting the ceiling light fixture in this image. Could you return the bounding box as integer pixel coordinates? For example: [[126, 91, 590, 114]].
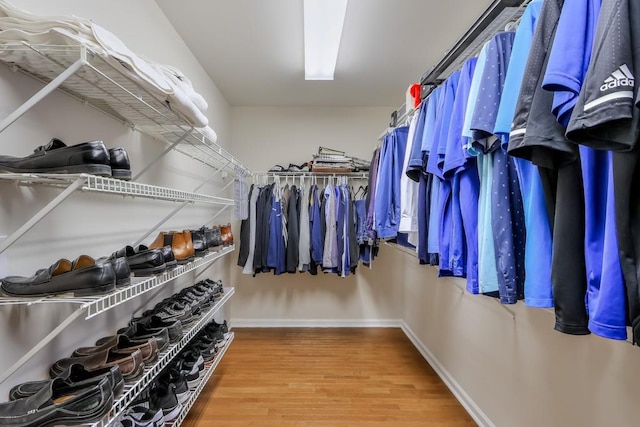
[[303, 0, 348, 80]]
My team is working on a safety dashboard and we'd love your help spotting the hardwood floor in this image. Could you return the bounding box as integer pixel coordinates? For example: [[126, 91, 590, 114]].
[[182, 328, 476, 426]]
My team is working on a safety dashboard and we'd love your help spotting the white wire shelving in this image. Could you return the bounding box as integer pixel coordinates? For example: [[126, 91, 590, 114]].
[[0, 245, 235, 318], [0, 173, 234, 205], [0, 171, 235, 256], [169, 332, 234, 427], [88, 287, 234, 427], [0, 43, 249, 176]]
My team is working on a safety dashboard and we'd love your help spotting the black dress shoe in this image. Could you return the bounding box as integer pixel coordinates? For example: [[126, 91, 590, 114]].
[[137, 244, 177, 269], [0, 138, 112, 176], [97, 255, 131, 288], [0, 377, 113, 426], [9, 364, 123, 401], [112, 246, 166, 277], [108, 147, 131, 180], [189, 229, 208, 256], [0, 255, 116, 297]]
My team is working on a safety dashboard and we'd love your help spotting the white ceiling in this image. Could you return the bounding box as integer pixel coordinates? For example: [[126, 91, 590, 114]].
[[156, 0, 494, 107]]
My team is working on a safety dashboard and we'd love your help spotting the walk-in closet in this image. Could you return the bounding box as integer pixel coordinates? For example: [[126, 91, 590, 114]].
[[0, 1, 638, 426]]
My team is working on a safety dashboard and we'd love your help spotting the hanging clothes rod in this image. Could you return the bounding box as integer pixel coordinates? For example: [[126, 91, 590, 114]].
[[420, 0, 531, 88], [254, 171, 369, 179]]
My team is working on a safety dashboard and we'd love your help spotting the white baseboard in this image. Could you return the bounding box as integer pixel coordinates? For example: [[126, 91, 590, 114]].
[[231, 318, 402, 328], [400, 321, 495, 427]]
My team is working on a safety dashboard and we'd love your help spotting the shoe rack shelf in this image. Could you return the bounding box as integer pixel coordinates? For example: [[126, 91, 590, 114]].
[[0, 245, 235, 319], [89, 287, 234, 427], [0, 173, 235, 205], [0, 43, 249, 176], [169, 332, 234, 427]]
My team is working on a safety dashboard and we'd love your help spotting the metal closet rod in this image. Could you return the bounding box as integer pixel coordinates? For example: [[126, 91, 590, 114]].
[[253, 172, 369, 179], [419, 0, 529, 87], [384, 0, 530, 128]]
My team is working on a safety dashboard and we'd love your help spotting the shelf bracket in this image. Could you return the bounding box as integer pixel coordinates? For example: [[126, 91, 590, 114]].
[[132, 167, 230, 247], [0, 305, 85, 385], [0, 176, 85, 255], [0, 57, 86, 134], [132, 127, 193, 181]]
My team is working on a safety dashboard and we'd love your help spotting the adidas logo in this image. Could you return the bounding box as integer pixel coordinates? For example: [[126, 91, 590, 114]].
[[600, 64, 635, 91]]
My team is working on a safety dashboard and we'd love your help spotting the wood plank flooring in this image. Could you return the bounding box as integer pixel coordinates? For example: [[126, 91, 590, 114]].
[[182, 328, 476, 426]]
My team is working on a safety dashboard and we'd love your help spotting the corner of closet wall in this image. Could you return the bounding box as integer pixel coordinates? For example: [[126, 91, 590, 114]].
[[228, 105, 408, 326], [0, 0, 233, 397]]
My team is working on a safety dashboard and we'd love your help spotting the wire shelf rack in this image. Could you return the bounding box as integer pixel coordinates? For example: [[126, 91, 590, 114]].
[[89, 287, 234, 427], [0, 43, 249, 174], [169, 332, 234, 427], [0, 246, 235, 318], [0, 173, 234, 205]]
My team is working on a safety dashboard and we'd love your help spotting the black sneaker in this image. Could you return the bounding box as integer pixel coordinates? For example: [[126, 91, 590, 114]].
[[211, 320, 230, 338], [188, 339, 218, 363], [133, 315, 183, 344], [134, 382, 182, 422], [149, 301, 194, 326], [119, 405, 165, 427], [157, 368, 190, 404], [201, 324, 225, 345], [173, 350, 204, 388], [201, 279, 224, 295]]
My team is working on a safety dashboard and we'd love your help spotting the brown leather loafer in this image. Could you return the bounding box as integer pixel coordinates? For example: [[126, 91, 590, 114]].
[[72, 335, 159, 364], [219, 223, 233, 246], [149, 231, 194, 265]]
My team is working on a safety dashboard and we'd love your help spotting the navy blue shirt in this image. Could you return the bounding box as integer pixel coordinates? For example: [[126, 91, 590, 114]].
[[473, 31, 526, 303]]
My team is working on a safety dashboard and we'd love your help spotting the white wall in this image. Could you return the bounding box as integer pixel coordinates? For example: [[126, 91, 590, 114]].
[[0, 0, 233, 397], [377, 243, 640, 427], [229, 106, 403, 324]]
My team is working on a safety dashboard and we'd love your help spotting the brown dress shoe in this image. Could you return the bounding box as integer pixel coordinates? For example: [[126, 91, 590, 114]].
[[150, 231, 194, 265], [72, 335, 159, 364], [219, 223, 233, 246], [181, 230, 196, 260]]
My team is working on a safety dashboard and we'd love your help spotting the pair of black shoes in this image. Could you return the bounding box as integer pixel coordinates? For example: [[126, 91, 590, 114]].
[[111, 245, 174, 277], [0, 138, 131, 180], [0, 254, 128, 297], [0, 364, 122, 426]]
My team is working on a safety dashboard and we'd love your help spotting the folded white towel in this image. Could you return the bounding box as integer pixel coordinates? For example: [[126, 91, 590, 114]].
[[0, 0, 210, 127], [158, 63, 208, 112], [195, 126, 218, 143]]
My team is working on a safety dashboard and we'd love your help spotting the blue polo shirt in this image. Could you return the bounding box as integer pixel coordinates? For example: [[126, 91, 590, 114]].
[[424, 88, 445, 257], [375, 126, 409, 239], [464, 41, 498, 293], [431, 72, 460, 276], [545, 0, 627, 340], [542, 0, 601, 126], [494, 0, 553, 308], [471, 31, 525, 303], [443, 58, 478, 281]]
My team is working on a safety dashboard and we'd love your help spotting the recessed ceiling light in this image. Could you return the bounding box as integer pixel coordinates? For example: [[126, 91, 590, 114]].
[[303, 0, 348, 80]]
